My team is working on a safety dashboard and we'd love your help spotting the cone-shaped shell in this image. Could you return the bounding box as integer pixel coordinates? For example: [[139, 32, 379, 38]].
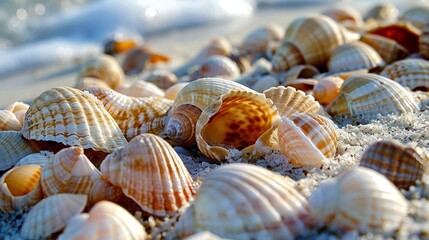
[[0, 110, 21, 131], [189, 55, 240, 81], [0, 165, 44, 213], [173, 163, 313, 239], [367, 22, 421, 53], [101, 133, 195, 217], [59, 201, 146, 240], [20, 194, 87, 239], [21, 86, 127, 153], [399, 6, 429, 31], [195, 90, 281, 163], [326, 73, 419, 118], [312, 76, 343, 106], [380, 59, 429, 91], [122, 44, 170, 75], [359, 140, 429, 189], [79, 54, 125, 89], [0, 131, 38, 171], [360, 34, 409, 64], [309, 167, 408, 233], [85, 87, 172, 140]]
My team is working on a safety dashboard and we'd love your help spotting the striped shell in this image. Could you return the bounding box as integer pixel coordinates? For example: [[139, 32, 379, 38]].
[[312, 76, 343, 106], [173, 163, 313, 239], [359, 140, 429, 189], [326, 73, 419, 118], [122, 45, 170, 75], [101, 133, 196, 217], [360, 33, 409, 64], [0, 110, 21, 131], [309, 167, 408, 233], [79, 54, 125, 89], [277, 114, 338, 168], [3, 101, 29, 126], [368, 22, 421, 53], [85, 87, 172, 140], [21, 86, 128, 153], [189, 55, 240, 80], [0, 131, 38, 171], [380, 59, 429, 91], [420, 23, 429, 59], [399, 6, 429, 31]]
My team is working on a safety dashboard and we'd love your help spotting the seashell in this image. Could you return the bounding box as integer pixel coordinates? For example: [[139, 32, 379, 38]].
[[75, 77, 111, 90], [4, 101, 29, 126], [251, 75, 279, 92], [122, 44, 170, 75], [283, 78, 318, 94], [364, 3, 399, 22], [322, 6, 364, 29], [59, 201, 146, 240], [21, 86, 128, 153], [103, 34, 142, 55], [277, 114, 337, 168], [165, 78, 250, 147], [360, 33, 409, 64], [15, 151, 51, 168], [164, 82, 189, 100], [309, 167, 408, 233], [224, 52, 252, 74], [367, 22, 421, 53], [20, 194, 87, 239], [79, 54, 125, 89], [0, 110, 21, 131], [0, 131, 39, 171], [399, 6, 429, 31], [419, 23, 429, 59], [239, 24, 284, 55], [101, 133, 196, 217], [235, 58, 272, 87], [85, 87, 172, 140], [116, 80, 165, 98], [189, 55, 240, 81], [0, 165, 44, 213], [326, 73, 419, 118], [173, 163, 313, 239], [271, 15, 359, 72], [380, 58, 429, 91], [359, 140, 429, 189], [328, 41, 385, 73], [143, 69, 177, 89], [280, 64, 320, 86], [312, 76, 343, 106]]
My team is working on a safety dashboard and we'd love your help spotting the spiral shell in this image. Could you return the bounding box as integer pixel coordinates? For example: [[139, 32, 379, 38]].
[[360, 33, 409, 64], [101, 133, 196, 217], [21, 86, 127, 153], [368, 22, 421, 53], [326, 73, 419, 118], [312, 76, 343, 106], [0, 131, 38, 171], [3, 101, 29, 126], [0, 110, 21, 131], [380, 58, 429, 91], [122, 45, 170, 75], [189, 55, 240, 80], [173, 163, 313, 239], [79, 54, 125, 89], [399, 6, 429, 31], [309, 167, 408, 233], [364, 3, 398, 22]]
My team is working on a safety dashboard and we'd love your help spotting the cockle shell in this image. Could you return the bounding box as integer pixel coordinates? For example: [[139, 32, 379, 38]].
[[165, 78, 250, 146], [122, 44, 170, 75], [0, 131, 38, 171], [360, 33, 409, 64], [0, 110, 21, 131], [309, 167, 408, 233], [364, 3, 398, 22], [86, 87, 172, 140], [143, 69, 177, 89], [79, 54, 125, 89], [173, 163, 313, 239], [0, 165, 44, 213], [380, 58, 429, 91], [4, 101, 29, 126], [420, 23, 429, 59], [164, 82, 189, 100], [59, 201, 146, 240], [20, 194, 87, 239], [278, 114, 337, 168], [326, 73, 419, 118], [21, 86, 127, 153], [75, 77, 111, 90], [399, 6, 429, 31], [368, 22, 421, 53], [195, 90, 280, 163], [312, 76, 343, 106], [328, 41, 385, 73], [189, 55, 240, 80], [101, 133, 196, 217], [116, 80, 165, 98], [239, 24, 284, 55], [359, 140, 429, 189]]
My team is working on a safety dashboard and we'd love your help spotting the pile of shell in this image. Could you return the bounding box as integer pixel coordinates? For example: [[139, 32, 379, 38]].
[[1, 3, 429, 239]]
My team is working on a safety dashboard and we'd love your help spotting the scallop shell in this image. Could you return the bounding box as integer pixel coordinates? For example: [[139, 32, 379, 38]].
[[312, 76, 343, 106], [0, 110, 21, 131], [195, 90, 280, 163], [368, 22, 421, 53], [328, 41, 385, 73], [143, 69, 177, 89], [86, 87, 172, 140], [0, 131, 39, 171], [359, 140, 429, 189], [122, 45, 170, 75], [277, 114, 337, 168], [101, 133, 196, 217], [20, 194, 87, 239], [21, 86, 128, 153], [59, 201, 146, 240], [239, 24, 284, 55], [164, 82, 189, 100], [360, 33, 409, 64], [0, 165, 44, 213], [173, 163, 313, 239], [364, 3, 398, 22], [189, 55, 240, 81], [326, 73, 419, 118], [165, 78, 250, 146], [4, 101, 29, 126], [117, 80, 165, 98], [79, 54, 125, 89], [420, 23, 429, 59], [380, 58, 429, 91], [309, 167, 408, 233], [399, 6, 429, 31], [15, 151, 51, 168], [75, 77, 111, 90]]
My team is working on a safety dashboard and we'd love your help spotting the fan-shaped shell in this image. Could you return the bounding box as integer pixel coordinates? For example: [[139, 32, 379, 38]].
[[364, 3, 398, 22], [420, 23, 429, 59], [239, 24, 284, 55], [20, 194, 87, 239], [79, 54, 125, 89], [3, 102, 29, 126], [380, 58, 429, 91], [75, 77, 111, 90], [189, 55, 240, 80], [326, 73, 419, 118], [59, 201, 146, 240], [359, 140, 429, 189], [360, 33, 409, 64], [368, 22, 421, 53], [122, 45, 170, 75], [0, 110, 21, 131], [101, 133, 196, 217], [86, 87, 172, 140], [312, 76, 343, 106], [143, 69, 177, 89], [399, 6, 429, 31], [173, 163, 313, 239], [21, 86, 128, 153], [117, 80, 165, 98], [309, 167, 408, 233], [0, 131, 39, 171]]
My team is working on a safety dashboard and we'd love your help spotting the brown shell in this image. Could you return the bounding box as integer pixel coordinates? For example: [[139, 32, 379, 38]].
[[380, 59, 429, 91], [367, 22, 421, 53], [360, 33, 409, 64], [122, 44, 170, 75], [143, 69, 177, 89], [419, 23, 429, 59], [79, 54, 125, 89]]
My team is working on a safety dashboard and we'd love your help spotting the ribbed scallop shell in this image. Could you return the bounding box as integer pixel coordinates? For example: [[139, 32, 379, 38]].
[[3, 102, 29, 126], [20, 194, 87, 239], [101, 133, 196, 217], [117, 80, 165, 98], [399, 6, 429, 31], [326, 73, 419, 118], [364, 3, 398, 22], [143, 69, 177, 89], [359, 140, 429, 189], [0, 131, 38, 171], [328, 41, 385, 73], [0, 165, 44, 213], [420, 23, 429, 59], [312, 76, 343, 106], [380, 59, 429, 91], [360, 33, 409, 64], [21, 86, 127, 153], [195, 90, 280, 163], [277, 114, 337, 168], [309, 167, 408, 233], [239, 24, 284, 55], [86, 87, 172, 140], [368, 22, 421, 53], [0, 110, 21, 131], [75, 77, 111, 90], [79, 54, 125, 89], [173, 163, 313, 239], [189, 55, 240, 80], [59, 201, 146, 240]]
